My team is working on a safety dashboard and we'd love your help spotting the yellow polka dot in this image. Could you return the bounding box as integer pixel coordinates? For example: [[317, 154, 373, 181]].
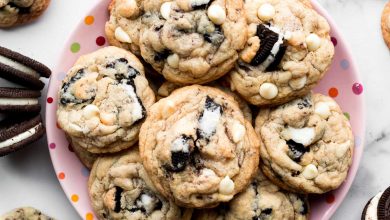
[[84, 16, 94, 25], [71, 194, 79, 202], [86, 213, 93, 220]]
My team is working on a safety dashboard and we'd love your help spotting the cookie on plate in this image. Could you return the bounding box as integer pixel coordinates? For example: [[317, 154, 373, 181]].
[[255, 93, 353, 194], [228, 0, 334, 106], [192, 170, 309, 220], [88, 148, 192, 220], [0, 114, 45, 157], [0, 207, 54, 220], [0, 87, 41, 112], [362, 186, 390, 220], [56, 46, 155, 154], [381, 1, 390, 48], [139, 85, 260, 208], [0, 46, 51, 89], [0, 0, 51, 28], [139, 0, 247, 85], [66, 135, 100, 170]]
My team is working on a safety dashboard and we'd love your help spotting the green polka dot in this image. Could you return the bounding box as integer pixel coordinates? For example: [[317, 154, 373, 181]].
[[344, 112, 350, 120], [70, 42, 80, 53]]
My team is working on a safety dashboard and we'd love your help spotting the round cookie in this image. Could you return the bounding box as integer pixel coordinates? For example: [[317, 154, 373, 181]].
[[139, 85, 260, 208], [192, 171, 309, 220], [139, 0, 247, 84], [0, 0, 51, 28], [229, 0, 334, 106], [0, 207, 54, 219], [255, 93, 354, 194], [88, 148, 192, 220], [381, 1, 390, 49], [57, 46, 155, 154]]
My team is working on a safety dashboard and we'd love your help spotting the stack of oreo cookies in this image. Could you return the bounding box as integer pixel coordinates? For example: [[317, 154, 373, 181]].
[[0, 46, 51, 156]]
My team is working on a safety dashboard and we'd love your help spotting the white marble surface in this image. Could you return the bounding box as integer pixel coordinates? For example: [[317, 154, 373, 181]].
[[0, 0, 389, 219]]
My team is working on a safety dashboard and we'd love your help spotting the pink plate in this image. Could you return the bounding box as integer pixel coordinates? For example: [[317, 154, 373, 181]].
[[45, 1, 366, 219]]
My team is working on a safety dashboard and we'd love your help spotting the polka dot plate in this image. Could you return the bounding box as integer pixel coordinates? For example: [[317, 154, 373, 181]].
[[45, 0, 365, 219]]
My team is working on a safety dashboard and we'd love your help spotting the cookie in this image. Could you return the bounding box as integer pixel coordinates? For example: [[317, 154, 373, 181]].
[[66, 135, 99, 170], [192, 170, 309, 220], [381, 1, 390, 48], [0, 87, 41, 112], [0, 114, 44, 157], [362, 187, 390, 220], [0, 207, 54, 220], [229, 0, 334, 106], [88, 148, 192, 220], [139, 0, 247, 84], [255, 93, 354, 194], [0, 46, 51, 89], [139, 85, 260, 208], [0, 0, 51, 28], [57, 46, 155, 154]]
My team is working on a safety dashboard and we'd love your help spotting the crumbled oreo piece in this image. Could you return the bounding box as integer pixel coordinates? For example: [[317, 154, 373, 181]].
[[59, 69, 94, 106], [266, 44, 287, 71], [253, 208, 273, 220], [286, 140, 308, 163], [114, 186, 124, 213], [154, 49, 172, 62], [250, 25, 279, 66], [191, 0, 211, 10]]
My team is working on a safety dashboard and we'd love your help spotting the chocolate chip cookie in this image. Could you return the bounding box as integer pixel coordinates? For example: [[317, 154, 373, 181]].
[[57, 46, 155, 154], [139, 85, 260, 208], [255, 93, 354, 194], [88, 148, 192, 220], [192, 170, 309, 220], [0, 0, 50, 28], [0, 207, 54, 220], [229, 0, 334, 106], [139, 0, 247, 84]]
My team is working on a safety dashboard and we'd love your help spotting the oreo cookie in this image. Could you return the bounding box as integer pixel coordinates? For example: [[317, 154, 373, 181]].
[[362, 187, 390, 220], [0, 114, 45, 156], [0, 87, 41, 112], [0, 46, 51, 89]]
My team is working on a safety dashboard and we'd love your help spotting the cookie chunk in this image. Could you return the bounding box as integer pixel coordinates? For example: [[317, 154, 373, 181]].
[[139, 85, 260, 208], [193, 171, 309, 220], [382, 1, 390, 48], [255, 93, 354, 194], [139, 0, 247, 84], [57, 46, 155, 154], [0, 207, 54, 220], [88, 148, 192, 220], [229, 0, 334, 106], [0, 0, 50, 28]]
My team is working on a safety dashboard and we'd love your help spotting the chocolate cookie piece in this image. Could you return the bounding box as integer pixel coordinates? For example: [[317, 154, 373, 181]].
[[0, 207, 54, 220], [0, 114, 45, 156], [0, 87, 41, 112], [0, 46, 51, 89], [381, 1, 390, 49]]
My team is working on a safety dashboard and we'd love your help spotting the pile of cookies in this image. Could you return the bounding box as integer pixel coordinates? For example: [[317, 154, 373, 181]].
[[56, 0, 354, 219]]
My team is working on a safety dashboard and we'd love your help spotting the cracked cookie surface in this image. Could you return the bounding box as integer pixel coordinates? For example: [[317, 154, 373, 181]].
[[255, 93, 353, 194], [0, 207, 54, 220], [139, 85, 259, 208], [0, 0, 50, 28]]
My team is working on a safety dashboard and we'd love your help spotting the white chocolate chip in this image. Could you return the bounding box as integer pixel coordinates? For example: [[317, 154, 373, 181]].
[[115, 27, 132, 43], [231, 121, 246, 143], [257, 3, 275, 22], [117, 0, 138, 17], [259, 83, 278, 100], [162, 99, 176, 118], [286, 126, 315, 146], [289, 76, 307, 90], [83, 104, 100, 119], [315, 102, 331, 119], [302, 164, 318, 180], [160, 2, 172, 20], [167, 54, 180, 68], [219, 176, 235, 195], [306, 33, 321, 51], [335, 141, 351, 158], [207, 4, 226, 25], [201, 168, 216, 177], [100, 112, 117, 125]]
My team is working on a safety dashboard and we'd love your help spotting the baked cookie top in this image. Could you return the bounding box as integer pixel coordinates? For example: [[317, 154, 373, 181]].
[[139, 85, 260, 208], [139, 0, 247, 84], [255, 93, 354, 194], [381, 1, 390, 49], [88, 148, 192, 220], [192, 171, 309, 220], [0, 207, 54, 220], [229, 0, 334, 106], [57, 46, 155, 154], [0, 0, 50, 28]]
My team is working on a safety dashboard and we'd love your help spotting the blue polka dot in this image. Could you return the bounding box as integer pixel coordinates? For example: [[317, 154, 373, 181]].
[[81, 166, 90, 177], [56, 72, 67, 81], [340, 59, 349, 70], [355, 136, 361, 148]]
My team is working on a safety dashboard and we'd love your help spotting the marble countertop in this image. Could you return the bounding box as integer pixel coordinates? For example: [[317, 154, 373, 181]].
[[0, 0, 389, 219]]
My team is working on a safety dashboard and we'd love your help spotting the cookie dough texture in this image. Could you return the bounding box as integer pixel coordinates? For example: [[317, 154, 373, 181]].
[[255, 93, 354, 194], [88, 148, 192, 220], [0, 0, 50, 28], [140, 0, 248, 85], [139, 85, 260, 208], [0, 207, 54, 220], [193, 171, 309, 220], [382, 1, 390, 48], [57, 46, 155, 154], [229, 0, 334, 106]]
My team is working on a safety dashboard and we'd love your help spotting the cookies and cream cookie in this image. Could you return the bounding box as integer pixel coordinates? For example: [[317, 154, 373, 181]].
[[381, 1, 390, 49], [57, 46, 155, 154], [255, 93, 354, 194], [139, 85, 260, 208], [0, 0, 50, 28], [0, 207, 54, 220], [229, 0, 334, 106]]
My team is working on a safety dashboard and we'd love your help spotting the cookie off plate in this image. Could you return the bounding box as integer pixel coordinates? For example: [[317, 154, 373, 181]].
[[45, 0, 365, 219]]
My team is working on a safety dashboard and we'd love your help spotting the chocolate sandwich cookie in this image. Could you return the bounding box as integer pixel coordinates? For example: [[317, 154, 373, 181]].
[[0, 46, 51, 89], [0, 114, 45, 156], [0, 207, 54, 220], [362, 186, 390, 220], [0, 87, 41, 112]]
